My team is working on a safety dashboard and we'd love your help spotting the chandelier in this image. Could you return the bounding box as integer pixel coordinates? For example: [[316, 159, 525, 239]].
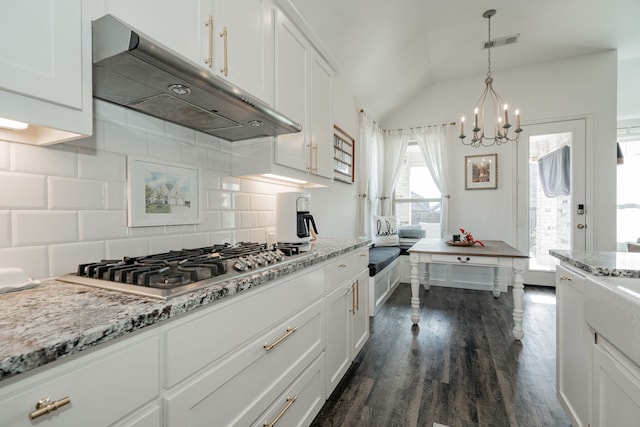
[[459, 9, 522, 147]]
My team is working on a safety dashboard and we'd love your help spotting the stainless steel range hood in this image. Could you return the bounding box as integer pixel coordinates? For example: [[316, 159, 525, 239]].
[[92, 14, 302, 141]]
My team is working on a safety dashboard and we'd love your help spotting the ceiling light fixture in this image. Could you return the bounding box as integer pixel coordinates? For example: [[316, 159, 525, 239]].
[[460, 9, 522, 147]]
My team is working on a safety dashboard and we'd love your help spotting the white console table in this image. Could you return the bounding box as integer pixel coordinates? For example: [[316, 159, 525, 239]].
[[409, 239, 528, 340]]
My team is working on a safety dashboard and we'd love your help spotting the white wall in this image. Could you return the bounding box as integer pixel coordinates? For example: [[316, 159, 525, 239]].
[[618, 57, 640, 121], [307, 78, 361, 238], [0, 100, 300, 280], [382, 51, 618, 251]]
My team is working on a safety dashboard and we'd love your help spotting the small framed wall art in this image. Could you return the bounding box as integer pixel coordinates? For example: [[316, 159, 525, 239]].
[[465, 153, 498, 190], [333, 125, 355, 183], [127, 157, 200, 227]]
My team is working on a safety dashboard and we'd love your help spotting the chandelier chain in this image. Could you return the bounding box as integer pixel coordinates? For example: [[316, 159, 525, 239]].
[[487, 14, 492, 77]]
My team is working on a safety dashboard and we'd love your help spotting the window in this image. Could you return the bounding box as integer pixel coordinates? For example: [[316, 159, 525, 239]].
[[617, 138, 640, 247], [393, 143, 441, 237]]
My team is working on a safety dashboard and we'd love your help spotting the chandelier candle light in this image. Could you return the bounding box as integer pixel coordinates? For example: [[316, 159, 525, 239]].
[[460, 9, 522, 147]]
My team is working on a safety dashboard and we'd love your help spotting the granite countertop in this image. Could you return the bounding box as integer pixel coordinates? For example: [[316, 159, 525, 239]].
[[550, 249, 640, 278], [0, 237, 371, 382]]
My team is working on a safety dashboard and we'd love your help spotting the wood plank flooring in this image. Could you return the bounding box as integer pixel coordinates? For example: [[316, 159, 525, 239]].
[[311, 283, 571, 427]]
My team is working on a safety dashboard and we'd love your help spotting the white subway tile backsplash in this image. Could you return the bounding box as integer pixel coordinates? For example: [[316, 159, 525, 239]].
[[49, 178, 105, 210], [0, 141, 9, 170], [106, 237, 149, 259], [10, 143, 77, 177], [241, 179, 258, 194], [0, 246, 48, 279], [94, 99, 127, 124], [196, 211, 221, 232], [195, 132, 221, 151], [165, 224, 197, 235], [232, 229, 251, 243], [106, 181, 127, 210], [49, 241, 105, 277], [258, 211, 275, 227], [221, 212, 241, 229], [200, 170, 222, 190], [182, 143, 208, 168], [149, 235, 182, 253], [208, 190, 231, 210], [128, 225, 167, 237], [219, 140, 232, 154], [208, 149, 230, 172], [221, 176, 242, 191], [78, 148, 126, 182], [0, 211, 10, 247], [12, 211, 78, 246], [250, 228, 266, 243], [104, 122, 148, 156], [165, 122, 196, 142], [148, 135, 182, 162], [251, 194, 271, 210], [181, 233, 210, 248], [0, 172, 46, 209], [209, 231, 232, 244], [79, 211, 127, 241], [241, 212, 258, 228], [233, 193, 250, 210], [126, 110, 165, 135]]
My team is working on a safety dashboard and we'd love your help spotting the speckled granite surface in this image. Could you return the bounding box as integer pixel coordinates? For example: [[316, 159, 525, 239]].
[[0, 237, 370, 382], [550, 249, 640, 278]]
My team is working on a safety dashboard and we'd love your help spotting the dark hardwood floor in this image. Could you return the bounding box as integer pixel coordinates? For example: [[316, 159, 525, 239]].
[[311, 283, 572, 427]]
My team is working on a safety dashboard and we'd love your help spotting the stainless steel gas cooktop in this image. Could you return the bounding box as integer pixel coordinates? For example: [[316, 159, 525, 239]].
[[58, 242, 315, 300]]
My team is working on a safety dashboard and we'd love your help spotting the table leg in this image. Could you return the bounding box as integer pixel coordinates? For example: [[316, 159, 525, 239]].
[[410, 258, 420, 325], [422, 263, 430, 291], [511, 260, 525, 340], [492, 266, 500, 298]]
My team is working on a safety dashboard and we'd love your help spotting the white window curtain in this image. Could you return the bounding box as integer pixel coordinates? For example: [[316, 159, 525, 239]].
[[372, 129, 409, 216], [358, 111, 379, 237], [414, 125, 451, 237]]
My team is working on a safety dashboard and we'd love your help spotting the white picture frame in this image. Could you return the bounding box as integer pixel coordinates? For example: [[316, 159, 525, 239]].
[[127, 156, 200, 227]]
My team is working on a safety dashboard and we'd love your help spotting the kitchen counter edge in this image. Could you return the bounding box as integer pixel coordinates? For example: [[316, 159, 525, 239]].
[[550, 249, 640, 278], [0, 237, 371, 382]]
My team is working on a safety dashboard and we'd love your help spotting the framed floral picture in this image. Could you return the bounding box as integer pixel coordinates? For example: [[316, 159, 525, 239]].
[[127, 157, 200, 227], [465, 153, 497, 190]]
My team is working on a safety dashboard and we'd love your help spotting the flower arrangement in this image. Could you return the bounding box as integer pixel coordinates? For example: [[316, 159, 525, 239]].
[[459, 228, 485, 246]]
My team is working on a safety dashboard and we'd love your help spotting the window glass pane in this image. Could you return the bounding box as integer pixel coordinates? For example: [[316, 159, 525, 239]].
[[617, 139, 640, 245], [394, 144, 441, 236]]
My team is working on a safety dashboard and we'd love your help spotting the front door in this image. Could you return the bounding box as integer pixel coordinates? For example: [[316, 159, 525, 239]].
[[516, 119, 587, 286]]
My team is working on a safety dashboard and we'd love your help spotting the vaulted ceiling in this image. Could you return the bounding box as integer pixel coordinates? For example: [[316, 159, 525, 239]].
[[287, 0, 640, 121]]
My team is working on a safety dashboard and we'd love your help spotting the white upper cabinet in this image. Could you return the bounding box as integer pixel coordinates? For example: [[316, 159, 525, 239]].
[[0, 0, 92, 145], [105, 0, 205, 64], [274, 9, 334, 179], [209, 0, 275, 104]]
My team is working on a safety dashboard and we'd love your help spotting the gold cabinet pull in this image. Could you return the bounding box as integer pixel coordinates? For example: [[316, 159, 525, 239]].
[[264, 396, 297, 427], [263, 327, 298, 351], [351, 282, 356, 314], [313, 144, 318, 172], [355, 279, 359, 311], [339, 263, 347, 268], [29, 396, 71, 420], [220, 26, 228, 76], [204, 16, 213, 67], [559, 275, 572, 281]]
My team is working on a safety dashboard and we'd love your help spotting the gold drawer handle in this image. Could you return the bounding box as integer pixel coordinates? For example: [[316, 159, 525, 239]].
[[559, 275, 572, 281], [359, 253, 367, 257], [264, 396, 297, 427], [29, 396, 71, 420], [263, 327, 298, 351], [339, 263, 347, 268]]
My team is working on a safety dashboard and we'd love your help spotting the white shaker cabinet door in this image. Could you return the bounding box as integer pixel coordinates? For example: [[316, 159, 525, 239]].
[[0, 0, 81, 109], [106, 0, 204, 65], [308, 51, 333, 179], [212, 0, 275, 104]]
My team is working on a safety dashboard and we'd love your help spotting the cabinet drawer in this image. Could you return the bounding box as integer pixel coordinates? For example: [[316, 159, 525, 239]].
[[0, 336, 159, 427], [325, 248, 369, 291], [164, 265, 324, 387], [432, 254, 498, 266], [253, 354, 325, 427], [164, 300, 324, 427]]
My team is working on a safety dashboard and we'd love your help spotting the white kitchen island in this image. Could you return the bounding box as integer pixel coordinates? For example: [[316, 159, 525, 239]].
[[409, 239, 528, 340]]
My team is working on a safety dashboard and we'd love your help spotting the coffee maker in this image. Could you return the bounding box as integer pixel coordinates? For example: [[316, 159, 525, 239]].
[[276, 192, 318, 246]]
